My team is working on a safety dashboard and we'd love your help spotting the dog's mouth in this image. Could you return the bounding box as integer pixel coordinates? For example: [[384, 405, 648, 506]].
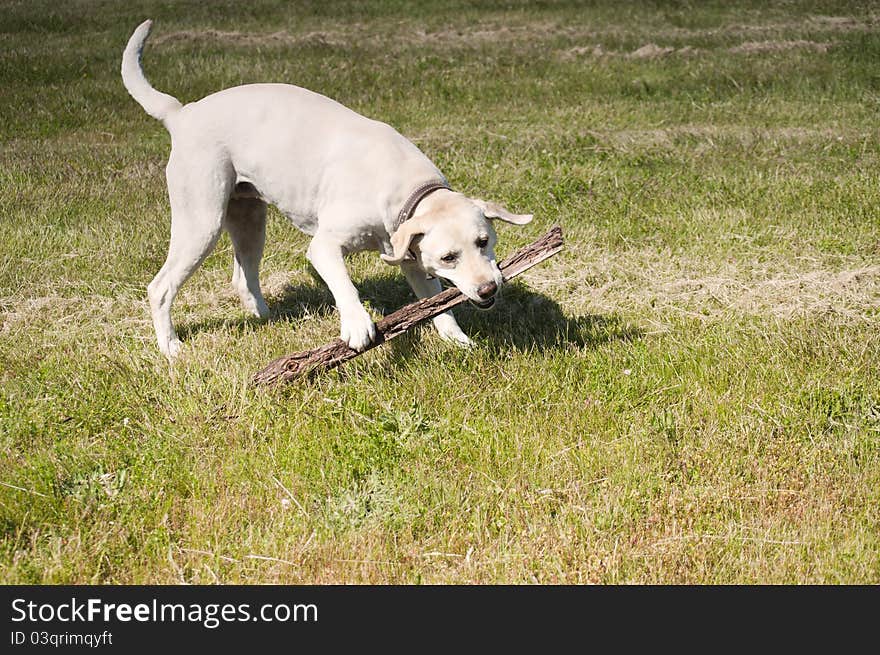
[[438, 278, 498, 310], [469, 297, 496, 310]]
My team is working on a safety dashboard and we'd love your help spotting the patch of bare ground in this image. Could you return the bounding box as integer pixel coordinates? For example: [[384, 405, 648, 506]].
[[412, 13, 876, 44], [652, 266, 880, 319], [592, 125, 860, 151], [729, 40, 833, 54], [563, 39, 832, 60], [424, 13, 875, 44], [412, 123, 869, 153], [524, 253, 880, 326], [151, 29, 344, 47], [628, 43, 677, 59], [261, 271, 296, 299], [0, 295, 151, 335], [148, 13, 875, 52]]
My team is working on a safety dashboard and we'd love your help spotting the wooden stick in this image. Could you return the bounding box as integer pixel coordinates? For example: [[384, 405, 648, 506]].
[[253, 225, 564, 385]]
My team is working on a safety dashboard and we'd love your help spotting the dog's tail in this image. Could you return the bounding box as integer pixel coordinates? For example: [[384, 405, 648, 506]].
[[121, 19, 182, 124]]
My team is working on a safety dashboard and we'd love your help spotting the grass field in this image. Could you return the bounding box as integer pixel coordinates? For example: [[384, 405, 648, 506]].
[[1, 0, 878, 583]]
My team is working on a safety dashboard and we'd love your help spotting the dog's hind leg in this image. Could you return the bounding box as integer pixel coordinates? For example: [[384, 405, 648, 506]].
[[148, 154, 232, 358], [225, 196, 269, 319]]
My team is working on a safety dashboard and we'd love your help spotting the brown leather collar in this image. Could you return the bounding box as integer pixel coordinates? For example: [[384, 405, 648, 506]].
[[396, 179, 450, 227], [394, 179, 450, 273]]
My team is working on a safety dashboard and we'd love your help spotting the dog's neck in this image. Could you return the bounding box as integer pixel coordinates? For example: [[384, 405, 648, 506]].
[[411, 187, 465, 220], [396, 180, 450, 227]]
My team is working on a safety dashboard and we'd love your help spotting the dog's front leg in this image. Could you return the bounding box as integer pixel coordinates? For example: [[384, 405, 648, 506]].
[[307, 235, 377, 352], [401, 262, 472, 347]]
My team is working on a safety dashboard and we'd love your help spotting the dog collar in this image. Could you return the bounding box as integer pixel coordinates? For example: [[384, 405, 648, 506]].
[[397, 179, 451, 227], [395, 179, 450, 273]]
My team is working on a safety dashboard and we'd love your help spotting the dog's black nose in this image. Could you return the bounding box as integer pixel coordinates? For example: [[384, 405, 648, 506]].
[[476, 281, 498, 299]]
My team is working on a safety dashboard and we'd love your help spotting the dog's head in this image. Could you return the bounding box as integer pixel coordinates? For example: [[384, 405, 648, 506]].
[[380, 192, 532, 308]]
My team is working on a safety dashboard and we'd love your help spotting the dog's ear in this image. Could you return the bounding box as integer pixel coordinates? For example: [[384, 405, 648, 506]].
[[380, 217, 428, 265], [471, 198, 533, 225]]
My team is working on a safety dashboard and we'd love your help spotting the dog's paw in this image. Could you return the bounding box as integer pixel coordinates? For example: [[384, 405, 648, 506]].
[[433, 315, 473, 348], [160, 338, 183, 359], [440, 330, 473, 348], [234, 283, 270, 319], [254, 300, 270, 320], [340, 307, 377, 352], [245, 295, 270, 320]]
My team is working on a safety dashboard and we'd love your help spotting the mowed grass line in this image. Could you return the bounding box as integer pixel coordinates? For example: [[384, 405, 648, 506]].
[[1, 0, 878, 583]]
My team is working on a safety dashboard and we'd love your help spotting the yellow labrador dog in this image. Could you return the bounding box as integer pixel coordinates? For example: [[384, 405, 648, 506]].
[[122, 20, 532, 358]]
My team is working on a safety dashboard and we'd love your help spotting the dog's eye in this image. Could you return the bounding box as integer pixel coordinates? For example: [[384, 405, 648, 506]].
[[440, 253, 458, 264], [476, 237, 489, 249]]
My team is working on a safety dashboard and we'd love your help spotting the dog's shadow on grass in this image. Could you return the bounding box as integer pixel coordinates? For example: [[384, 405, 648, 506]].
[[178, 273, 641, 356], [452, 282, 641, 354]]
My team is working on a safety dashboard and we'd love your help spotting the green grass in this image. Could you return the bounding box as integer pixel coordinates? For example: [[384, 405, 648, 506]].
[[1, 0, 878, 583]]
